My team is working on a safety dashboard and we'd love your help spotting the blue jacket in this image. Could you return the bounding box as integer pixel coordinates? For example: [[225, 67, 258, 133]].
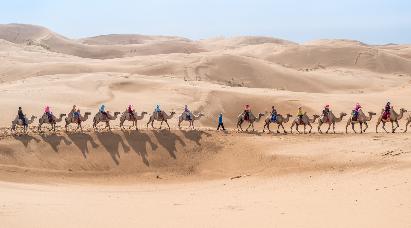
[[218, 115, 223, 124]]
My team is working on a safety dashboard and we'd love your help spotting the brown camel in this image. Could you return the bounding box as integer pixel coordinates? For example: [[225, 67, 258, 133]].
[[120, 111, 148, 130], [146, 111, 176, 130], [318, 111, 347, 134], [178, 112, 204, 129], [345, 110, 376, 133], [376, 108, 407, 133], [404, 116, 411, 133], [93, 111, 121, 131], [263, 113, 293, 133], [65, 112, 92, 132], [38, 113, 66, 132], [290, 113, 320, 134], [237, 111, 265, 132], [11, 115, 37, 133]]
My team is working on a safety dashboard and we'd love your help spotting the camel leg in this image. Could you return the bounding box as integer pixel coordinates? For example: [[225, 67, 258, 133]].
[[333, 123, 336, 134], [245, 122, 250, 132], [405, 120, 410, 133], [296, 124, 301, 134], [281, 124, 287, 134], [165, 120, 171, 130], [290, 123, 294, 134], [359, 123, 363, 134], [352, 123, 356, 134], [382, 122, 389, 133], [345, 121, 350, 133], [376, 121, 380, 133], [318, 122, 322, 134], [303, 125, 306, 134], [325, 123, 331, 134], [308, 123, 313, 134], [363, 122, 368, 133], [393, 121, 399, 133], [277, 124, 281, 134]]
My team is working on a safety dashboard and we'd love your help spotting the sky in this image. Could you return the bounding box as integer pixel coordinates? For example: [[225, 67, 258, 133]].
[[0, 0, 410, 44]]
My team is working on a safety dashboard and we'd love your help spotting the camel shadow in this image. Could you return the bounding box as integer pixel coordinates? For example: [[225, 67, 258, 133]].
[[12, 134, 41, 147], [181, 130, 211, 146], [122, 130, 158, 167], [153, 130, 185, 159], [96, 132, 130, 165], [66, 132, 99, 159], [39, 133, 72, 152]]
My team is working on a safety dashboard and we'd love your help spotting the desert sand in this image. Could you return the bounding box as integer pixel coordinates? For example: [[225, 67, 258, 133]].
[[0, 24, 411, 227]]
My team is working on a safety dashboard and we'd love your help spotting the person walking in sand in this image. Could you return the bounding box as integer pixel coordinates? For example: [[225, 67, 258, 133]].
[[217, 113, 225, 131]]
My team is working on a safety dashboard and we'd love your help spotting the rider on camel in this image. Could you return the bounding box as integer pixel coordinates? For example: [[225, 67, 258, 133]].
[[128, 105, 135, 120], [155, 105, 163, 119], [271, 106, 277, 122], [352, 103, 361, 121], [297, 107, 304, 123], [244, 104, 251, 121], [100, 105, 108, 118], [383, 101, 391, 120], [18, 107, 27, 126], [184, 105, 192, 120], [322, 105, 330, 122], [45, 106, 53, 123]]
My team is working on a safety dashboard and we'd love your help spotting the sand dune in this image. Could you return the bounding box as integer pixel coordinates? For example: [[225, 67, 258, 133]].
[[0, 24, 411, 227]]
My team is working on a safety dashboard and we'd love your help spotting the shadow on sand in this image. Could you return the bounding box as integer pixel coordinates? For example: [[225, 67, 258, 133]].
[[153, 130, 185, 159], [96, 131, 130, 165], [12, 134, 41, 147], [66, 132, 99, 158], [39, 133, 72, 152], [122, 130, 158, 166], [181, 130, 211, 146]]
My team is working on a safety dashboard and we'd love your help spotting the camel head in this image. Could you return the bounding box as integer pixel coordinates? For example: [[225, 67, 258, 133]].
[[142, 111, 148, 115], [60, 114, 67, 117], [170, 111, 176, 115], [85, 112, 91, 115], [340, 112, 347, 118], [313, 114, 320, 119], [114, 112, 121, 116], [286, 114, 293, 118], [258, 113, 265, 119], [198, 113, 205, 117], [368, 111, 376, 116], [400, 108, 408, 113]]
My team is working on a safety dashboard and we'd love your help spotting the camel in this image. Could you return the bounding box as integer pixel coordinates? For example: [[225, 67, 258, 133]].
[[345, 110, 376, 133], [65, 112, 92, 132], [92, 111, 121, 131], [318, 111, 347, 134], [237, 111, 265, 132], [38, 113, 67, 132], [119, 111, 148, 130], [11, 115, 37, 133], [376, 108, 407, 133], [178, 112, 204, 129], [404, 116, 411, 133], [290, 113, 320, 134], [262, 113, 293, 133], [146, 111, 176, 130]]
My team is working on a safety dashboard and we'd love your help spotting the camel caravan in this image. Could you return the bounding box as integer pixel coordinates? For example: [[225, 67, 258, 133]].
[[8, 102, 411, 135]]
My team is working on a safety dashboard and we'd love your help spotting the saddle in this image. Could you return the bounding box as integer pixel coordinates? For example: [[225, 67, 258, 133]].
[[382, 112, 390, 121], [244, 112, 250, 121]]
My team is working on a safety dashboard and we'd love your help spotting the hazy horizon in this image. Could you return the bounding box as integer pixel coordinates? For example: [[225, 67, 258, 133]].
[[1, 0, 410, 44]]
